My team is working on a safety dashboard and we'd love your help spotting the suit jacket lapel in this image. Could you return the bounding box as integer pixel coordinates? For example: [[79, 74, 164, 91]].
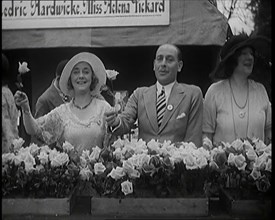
[[144, 85, 158, 133], [159, 82, 185, 133]]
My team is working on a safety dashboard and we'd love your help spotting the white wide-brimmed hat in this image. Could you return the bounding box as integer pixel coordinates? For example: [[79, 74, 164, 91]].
[[59, 52, 106, 97]]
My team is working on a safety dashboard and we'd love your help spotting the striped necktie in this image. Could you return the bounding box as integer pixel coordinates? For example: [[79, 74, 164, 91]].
[[156, 87, 166, 127]]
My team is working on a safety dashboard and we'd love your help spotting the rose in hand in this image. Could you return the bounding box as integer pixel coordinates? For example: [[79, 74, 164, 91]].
[[105, 108, 119, 128]]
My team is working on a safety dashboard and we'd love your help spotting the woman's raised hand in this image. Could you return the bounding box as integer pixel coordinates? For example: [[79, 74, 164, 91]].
[[14, 90, 30, 112]]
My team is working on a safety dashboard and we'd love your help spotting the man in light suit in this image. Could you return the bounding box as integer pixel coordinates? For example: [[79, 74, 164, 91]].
[[105, 44, 203, 147]]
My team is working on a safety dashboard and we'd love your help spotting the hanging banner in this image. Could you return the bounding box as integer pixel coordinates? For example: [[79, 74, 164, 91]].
[[2, 0, 170, 30]]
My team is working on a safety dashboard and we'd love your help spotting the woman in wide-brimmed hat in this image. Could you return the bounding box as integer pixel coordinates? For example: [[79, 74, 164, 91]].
[[203, 34, 271, 145], [14, 52, 114, 154]]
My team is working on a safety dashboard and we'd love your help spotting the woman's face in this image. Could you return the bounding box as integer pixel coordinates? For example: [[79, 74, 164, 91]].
[[234, 47, 254, 77], [70, 61, 93, 93]]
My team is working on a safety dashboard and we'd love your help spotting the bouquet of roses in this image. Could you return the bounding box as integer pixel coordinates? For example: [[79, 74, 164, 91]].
[[205, 137, 272, 198], [2, 138, 80, 198]]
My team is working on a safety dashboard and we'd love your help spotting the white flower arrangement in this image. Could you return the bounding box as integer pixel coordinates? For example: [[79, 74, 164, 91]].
[[206, 137, 272, 193], [80, 138, 212, 198], [2, 138, 80, 198]]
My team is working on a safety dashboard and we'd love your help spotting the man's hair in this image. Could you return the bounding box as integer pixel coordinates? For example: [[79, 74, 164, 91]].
[[56, 59, 69, 78], [156, 44, 182, 61]]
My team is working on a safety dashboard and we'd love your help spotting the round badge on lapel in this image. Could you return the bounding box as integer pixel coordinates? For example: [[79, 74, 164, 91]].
[[167, 104, 173, 111]]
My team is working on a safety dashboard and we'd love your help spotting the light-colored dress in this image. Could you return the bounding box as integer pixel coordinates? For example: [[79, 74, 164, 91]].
[[203, 79, 271, 145], [2, 85, 19, 153], [34, 98, 112, 154]]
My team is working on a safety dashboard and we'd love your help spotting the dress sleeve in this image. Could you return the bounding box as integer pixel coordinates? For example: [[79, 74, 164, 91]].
[[184, 86, 203, 147], [203, 84, 217, 134], [2, 87, 19, 139], [34, 107, 64, 145], [259, 84, 272, 130]]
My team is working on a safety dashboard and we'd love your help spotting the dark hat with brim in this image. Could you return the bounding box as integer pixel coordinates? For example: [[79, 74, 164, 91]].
[[210, 34, 271, 80]]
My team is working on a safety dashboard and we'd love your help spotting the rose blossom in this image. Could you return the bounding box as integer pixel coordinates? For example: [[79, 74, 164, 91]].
[[129, 169, 140, 178], [265, 158, 271, 172], [18, 61, 30, 74], [231, 139, 244, 151], [202, 136, 213, 150], [108, 167, 125, 180], [12, 138, 25, 152], [40, 145, 51, 154], [256, 176, 271, 192], [80, 155, 87, 168], [213, 151, 227, 168], [184, 154, 198, 170], [89, 146, 101, 162], [254, 154, 267, 170], [147, 139, 160, 154], [24, 152, 36, 173], [106, 69, 119, 80], [243, 140, 253, 151], [50, 152, 69, 167], [250, 167, 261, 180], [209, 161, 219, 170], [80, 166, 93, 181], [246, 149, 257, 161], [254, 139, 268, 155], [35, 164, 44, 172], [196, 155, 208, 169], [113, 148, 123, 160], [121, 180, 133, 195], [2, 153, 15, 164], [49, 148, 59, 161], [94, 162, 106, 175], [122, 160, 135, 174], [112, 138, 125, 149], [138, 153, 150, 167], [233, 154, 247, 170], [227, 153, 235, 166], [28, 143, 40, 155], [62, 141, 74, 153], [37, 151, 49, 165]]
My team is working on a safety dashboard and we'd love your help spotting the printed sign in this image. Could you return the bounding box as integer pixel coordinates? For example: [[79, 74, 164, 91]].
[[2, 0, 170, 29]]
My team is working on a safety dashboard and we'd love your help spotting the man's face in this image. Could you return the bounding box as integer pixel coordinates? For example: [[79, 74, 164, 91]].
[[154, 44, 183, 85]]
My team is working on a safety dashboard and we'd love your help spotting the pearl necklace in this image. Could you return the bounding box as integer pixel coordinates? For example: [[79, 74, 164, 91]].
[[72, 98, 93, 110], [229, 81, 250, 139], [229, 80, 249, 118]]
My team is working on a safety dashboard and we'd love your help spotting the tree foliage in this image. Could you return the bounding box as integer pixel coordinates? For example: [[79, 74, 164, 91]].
[[247, 0, 271, 38]]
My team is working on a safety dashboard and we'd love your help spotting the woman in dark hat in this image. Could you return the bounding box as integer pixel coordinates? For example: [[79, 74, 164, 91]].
[[14, 52, 114, 155], [203, 34, 271, 145], [2, 53, 19, 153]]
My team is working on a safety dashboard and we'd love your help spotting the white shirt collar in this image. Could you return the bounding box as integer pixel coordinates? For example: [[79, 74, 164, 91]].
[[156, 81, 175, 100]]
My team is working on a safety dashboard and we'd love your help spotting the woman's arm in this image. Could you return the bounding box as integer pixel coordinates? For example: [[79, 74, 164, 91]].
[[14, 90, 39, 135]]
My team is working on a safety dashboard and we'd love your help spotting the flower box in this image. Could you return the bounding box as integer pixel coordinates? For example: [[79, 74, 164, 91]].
[[2, 187, 76, 216], [219, 188, 271, 217], [91, 196, 209, 217]]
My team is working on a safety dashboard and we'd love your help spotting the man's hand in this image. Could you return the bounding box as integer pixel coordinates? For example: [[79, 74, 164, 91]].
[[105, 110, 119, 128]]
